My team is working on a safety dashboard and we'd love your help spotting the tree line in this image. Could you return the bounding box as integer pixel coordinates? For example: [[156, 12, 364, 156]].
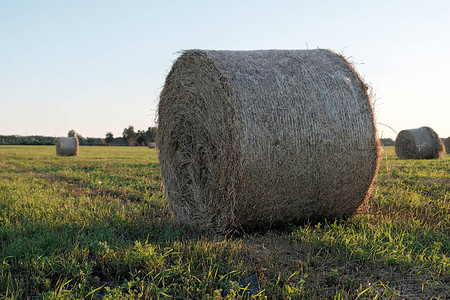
[[0, 135, 415, 147], [0, 126, 157, 146]]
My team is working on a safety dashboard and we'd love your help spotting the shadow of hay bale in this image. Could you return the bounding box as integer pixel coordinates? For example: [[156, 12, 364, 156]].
[[157, 49, 380, 233]]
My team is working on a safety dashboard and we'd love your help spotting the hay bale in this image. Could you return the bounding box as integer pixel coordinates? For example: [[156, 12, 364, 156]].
[[395, 127, 444, 159], [56, 137, 79, 156], [445, 137, 450, 154], [157, 49, 380, 232]]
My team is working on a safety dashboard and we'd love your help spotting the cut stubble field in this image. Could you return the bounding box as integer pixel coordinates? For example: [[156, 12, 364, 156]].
[[0, 145, 448, 299]]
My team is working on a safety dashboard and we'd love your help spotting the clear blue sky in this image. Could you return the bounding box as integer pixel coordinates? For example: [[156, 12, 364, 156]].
[[1, 0, 449, 139]]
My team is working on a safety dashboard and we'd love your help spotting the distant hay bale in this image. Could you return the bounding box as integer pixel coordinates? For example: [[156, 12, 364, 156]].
[[157, 49, 380, 232], [446, 137, 450, 154], [56, 137, 79, 156], [395, 127, 444, 159]]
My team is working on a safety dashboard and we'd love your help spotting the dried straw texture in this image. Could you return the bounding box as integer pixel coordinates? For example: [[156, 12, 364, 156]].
[[56, 137, 79, 156], [445, 137, 450, 154], [395, 127, 444, 159], [157, 49, 380, 232]]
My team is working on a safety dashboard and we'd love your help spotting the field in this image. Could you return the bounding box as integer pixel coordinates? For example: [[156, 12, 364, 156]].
[[0, 145, 448, 299]]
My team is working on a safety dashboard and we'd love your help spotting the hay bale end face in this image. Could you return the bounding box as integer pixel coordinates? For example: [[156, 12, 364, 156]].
[[445, 137, 450, 154], [395, 127, 444, 159], [56, 137, 79, 156], [157, 49, 380, 232]]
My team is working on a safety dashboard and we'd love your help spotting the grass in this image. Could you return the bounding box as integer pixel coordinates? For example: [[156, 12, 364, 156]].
[[0, 145, 448, 299]]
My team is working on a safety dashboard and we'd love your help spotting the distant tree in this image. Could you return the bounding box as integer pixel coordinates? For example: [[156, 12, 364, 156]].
[[0, 135, 56, 145], [122, 126, 137, 146], [113, 137, 127, 146], [76, 133, 86, 145], [105, 132, 114, 145], [380, 138, 394, 146], [68, 130, 76, 137], [136, 130, 147, 146], [86, 137, 96, 145], [136, 136, 146, 146], [146, 127, 156, 143]]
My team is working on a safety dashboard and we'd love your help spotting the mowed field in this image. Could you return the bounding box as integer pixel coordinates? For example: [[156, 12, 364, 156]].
[[0, 145, 448, 299]]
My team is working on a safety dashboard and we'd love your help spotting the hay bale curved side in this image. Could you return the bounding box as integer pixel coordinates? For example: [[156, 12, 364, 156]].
[[56, 137, 79, 156], [395, 127, 444, 159], [445, 137, 450, 154], [157, 49, 380, 232]]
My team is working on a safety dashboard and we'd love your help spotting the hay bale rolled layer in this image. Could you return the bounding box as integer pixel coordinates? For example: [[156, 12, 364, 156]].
[[445, 137, 450, 154], [56, 137, 79, 156], [394, 127, 444, 159], [157, 49, 380, 232]]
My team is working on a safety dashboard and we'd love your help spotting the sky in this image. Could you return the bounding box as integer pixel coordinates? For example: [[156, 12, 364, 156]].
[[0, 0, 449, 139]]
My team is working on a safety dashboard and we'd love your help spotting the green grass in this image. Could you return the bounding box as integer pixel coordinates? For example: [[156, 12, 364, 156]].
[[0, 145, 448, 299]]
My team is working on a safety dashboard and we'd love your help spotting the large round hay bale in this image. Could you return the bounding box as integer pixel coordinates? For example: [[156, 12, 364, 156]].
[[56, 137, 79, 156], [445, 137, 450, 154], [395, 127, 444, 159], [157, 49, 380, 232]]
